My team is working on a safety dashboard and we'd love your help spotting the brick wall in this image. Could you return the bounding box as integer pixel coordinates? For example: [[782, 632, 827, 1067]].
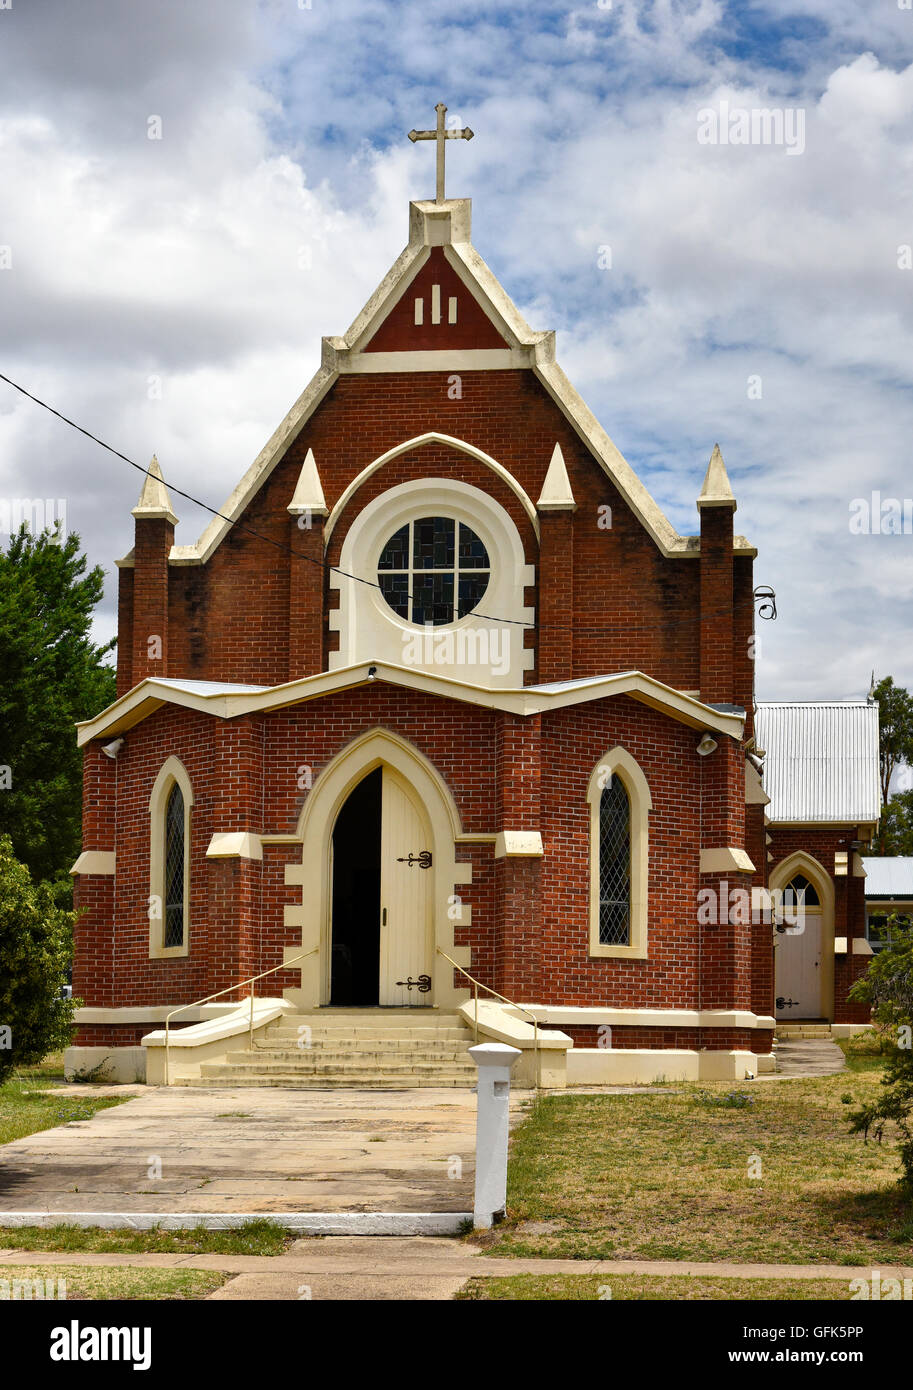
[[75, 689, 755, 1035], [116, 369, 754, 705]]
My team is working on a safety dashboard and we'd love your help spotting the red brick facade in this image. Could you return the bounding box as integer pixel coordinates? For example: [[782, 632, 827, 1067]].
[[74, 201, 798, 1067]]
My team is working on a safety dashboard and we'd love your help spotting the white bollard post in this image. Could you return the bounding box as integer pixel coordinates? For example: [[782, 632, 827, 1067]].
[[469, 1042, 521, 1230]]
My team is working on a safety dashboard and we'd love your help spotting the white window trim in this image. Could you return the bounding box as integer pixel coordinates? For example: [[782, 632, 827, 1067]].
[[330, 476, 535, 686], [148, 756, 194, 959], [587, 746, 652, 960]]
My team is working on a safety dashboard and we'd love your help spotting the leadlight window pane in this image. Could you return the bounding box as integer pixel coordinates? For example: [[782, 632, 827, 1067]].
[[458, 523, 489, 568], [784, 873, 819, 908], [376, 516, 491, 626], [378, 573, 410, 619], [378, 524, 409, 571], [412, 571, 454, 625], [164, 784, 185, 949], [413, 517, 455, 570], [458, 573, 490, 618], [599, 777, 630, 946]]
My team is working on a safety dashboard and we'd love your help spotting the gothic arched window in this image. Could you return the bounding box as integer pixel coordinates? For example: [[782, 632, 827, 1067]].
[[148, 757, 193, 958], [164, 784, 186, 949], [598, 777, 631, 946], [587, 748, 652, 959]]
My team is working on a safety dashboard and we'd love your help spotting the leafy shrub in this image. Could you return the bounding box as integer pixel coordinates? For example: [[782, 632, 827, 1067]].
[[0, 835, 76, 1085]]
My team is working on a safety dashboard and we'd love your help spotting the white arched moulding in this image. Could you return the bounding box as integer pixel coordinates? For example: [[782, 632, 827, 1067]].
[[148, 755, 194, 959], [329, 474, 536, 688], [586, 745, 652, 960], [284, 728, 473, 1009], [770, 850, 835, 1021]]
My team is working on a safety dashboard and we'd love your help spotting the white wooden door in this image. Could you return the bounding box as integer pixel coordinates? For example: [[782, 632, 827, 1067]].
[[775, 913, 823, 1018], [378, 770, 433, 1006]]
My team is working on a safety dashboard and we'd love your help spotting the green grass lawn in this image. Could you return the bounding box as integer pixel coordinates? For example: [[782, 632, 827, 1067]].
[[0, 1219, 294, 1256], [0, 1062, 126, 1145], [487, 1058, 913, 1264], [456, 1273, 866, 1300], [0, 1264, 227, 1300]]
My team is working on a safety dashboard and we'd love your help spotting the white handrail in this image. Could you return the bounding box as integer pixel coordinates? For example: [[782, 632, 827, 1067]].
[[436, 947, 540, 1089], [163, 948, 318, 1085]]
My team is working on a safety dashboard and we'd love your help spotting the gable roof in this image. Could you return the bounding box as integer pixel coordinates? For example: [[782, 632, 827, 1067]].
[[755, 701, 881, 824], [121, 198, 755, 569], [76, 662, 746, 747], [861, 856, 913, 899]]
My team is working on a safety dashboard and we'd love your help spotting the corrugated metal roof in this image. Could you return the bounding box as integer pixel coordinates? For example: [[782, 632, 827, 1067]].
[[862, 856, 913, 899], [755, 701, 881, 823]]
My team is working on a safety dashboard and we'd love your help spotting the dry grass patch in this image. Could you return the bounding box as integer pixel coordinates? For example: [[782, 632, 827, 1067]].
[[0, 1264, 227, 1300], [456, 1273, 863, 1300], [489, 1063, 913, 1264], [0, 1067, 125, 1145], [0, 1219, 293, 1256]]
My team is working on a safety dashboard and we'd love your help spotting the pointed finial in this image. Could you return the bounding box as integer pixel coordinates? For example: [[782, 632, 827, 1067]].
[[287, 447, 328, 517], [536, 442, 577, 512], [132, 454, 178, 525], [697, 443, 736, 512]]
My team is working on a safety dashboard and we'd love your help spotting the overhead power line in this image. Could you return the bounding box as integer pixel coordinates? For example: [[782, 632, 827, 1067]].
[[0, 371, 775, 637]]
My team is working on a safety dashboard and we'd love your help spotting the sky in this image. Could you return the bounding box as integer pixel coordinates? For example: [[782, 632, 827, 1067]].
[[1, 0, 912, 701]]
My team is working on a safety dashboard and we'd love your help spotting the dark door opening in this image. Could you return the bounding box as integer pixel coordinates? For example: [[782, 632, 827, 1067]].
[[330, 767, 382, 1005]]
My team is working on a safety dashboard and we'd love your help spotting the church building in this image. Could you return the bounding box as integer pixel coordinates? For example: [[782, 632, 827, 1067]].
[[67, 111, 786, 1087]]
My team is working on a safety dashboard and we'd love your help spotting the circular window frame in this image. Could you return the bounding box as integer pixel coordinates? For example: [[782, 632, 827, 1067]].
[[375, 515, 492, 629], [331, 475, 535, 682]]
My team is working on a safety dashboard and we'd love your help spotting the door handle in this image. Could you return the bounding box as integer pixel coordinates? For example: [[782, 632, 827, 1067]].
[[382, 907, 387, 926]]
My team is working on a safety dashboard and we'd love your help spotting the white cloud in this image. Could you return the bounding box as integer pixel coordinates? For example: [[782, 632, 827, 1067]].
[[1, 0, 912, 703]]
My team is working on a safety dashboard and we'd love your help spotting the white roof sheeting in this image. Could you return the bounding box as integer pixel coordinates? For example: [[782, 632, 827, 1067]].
[[861, 856, 913, 899], [755, 701, 881, 824]]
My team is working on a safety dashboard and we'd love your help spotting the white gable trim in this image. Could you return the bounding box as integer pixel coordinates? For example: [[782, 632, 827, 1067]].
[[76, 664, 745, 747], [324, 432, 539, 542], [154, 199, 755, 570]]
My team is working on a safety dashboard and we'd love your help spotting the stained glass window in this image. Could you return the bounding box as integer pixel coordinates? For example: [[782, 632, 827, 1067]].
[[377, 517, 490, 625], [164, 783, 185, 949], [599, 777, 630, 946]]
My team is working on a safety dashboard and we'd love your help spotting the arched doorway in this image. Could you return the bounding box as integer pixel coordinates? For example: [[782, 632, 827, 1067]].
[[290, 729, 468, 1011], [771, 854, 835, 1021], [328, 765, 434, 1007]]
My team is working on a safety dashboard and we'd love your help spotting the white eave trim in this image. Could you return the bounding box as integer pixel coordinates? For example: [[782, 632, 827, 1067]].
[[76, 664, 746, 746]]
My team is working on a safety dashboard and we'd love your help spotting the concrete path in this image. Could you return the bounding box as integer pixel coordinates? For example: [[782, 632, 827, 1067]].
[[0, 1238, 908, 1300], [774, 1038, 846, 1077], [0, 1087, 525, 1215]]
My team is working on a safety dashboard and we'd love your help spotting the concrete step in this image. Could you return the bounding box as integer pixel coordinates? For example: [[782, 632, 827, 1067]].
[[250, 1041, 472, 1057], [261, 1028, 469, 1039], [201, 1059, 477, 1077], [194, 1008, 477, 1090], [176, 1073, 475, 1089], [279, 1017, 464, 1028]]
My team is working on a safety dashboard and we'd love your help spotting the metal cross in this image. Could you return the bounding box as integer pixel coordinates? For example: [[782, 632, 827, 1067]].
[[408, 102, 474, 204]]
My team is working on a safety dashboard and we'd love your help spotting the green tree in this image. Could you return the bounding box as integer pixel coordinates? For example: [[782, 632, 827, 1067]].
[[0, 526, 115, 886], [847, 917, 913, 1190], [868, 677, 913, 855], [0, 835, 76, 1083], [875, 790, 913, 857]]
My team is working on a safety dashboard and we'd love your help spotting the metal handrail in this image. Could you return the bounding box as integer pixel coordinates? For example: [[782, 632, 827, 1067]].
[[163, 948, 318, 1085], [436, 947, 540, 1089]]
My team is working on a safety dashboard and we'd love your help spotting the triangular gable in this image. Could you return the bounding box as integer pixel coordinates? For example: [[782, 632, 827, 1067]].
[[154, 199, 755, 569], [364, 246, 509, 352]]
